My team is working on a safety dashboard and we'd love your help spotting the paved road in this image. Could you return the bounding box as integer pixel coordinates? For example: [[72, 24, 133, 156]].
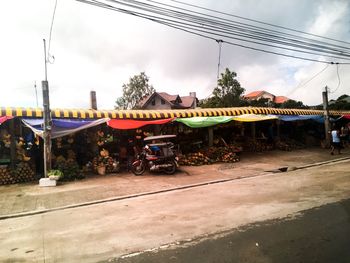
[[1, 159, 350, 262], [115, 199, 350, 263]]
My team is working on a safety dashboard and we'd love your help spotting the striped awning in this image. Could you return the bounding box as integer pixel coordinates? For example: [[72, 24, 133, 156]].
[[1, 107, 349, 120]]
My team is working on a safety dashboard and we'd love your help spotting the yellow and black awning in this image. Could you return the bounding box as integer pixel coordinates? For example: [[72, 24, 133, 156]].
[[1, 107, 349, 120]]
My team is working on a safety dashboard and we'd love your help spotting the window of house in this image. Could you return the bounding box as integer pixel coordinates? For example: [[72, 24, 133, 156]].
[[161, 99, 165, 105], [151, 99, 155, 106]]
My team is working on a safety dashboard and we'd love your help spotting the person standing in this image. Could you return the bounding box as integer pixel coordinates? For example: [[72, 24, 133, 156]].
[[340, 124, 349, 148], [134, 129, 145, 154], [330, 126, 341, 155], [126, 137, 137, 171]]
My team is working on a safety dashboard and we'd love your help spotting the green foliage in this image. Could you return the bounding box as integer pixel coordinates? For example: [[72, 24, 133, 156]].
[[337, 94, 349, 101], [200, 68, 245, 108], [115, 72, 155, 109], [274, 99, 308, 109], [246, 98, 270, 107], [328, 94, 350, 110], [55, 158, 84, 181], [48, 169, 63, 178]]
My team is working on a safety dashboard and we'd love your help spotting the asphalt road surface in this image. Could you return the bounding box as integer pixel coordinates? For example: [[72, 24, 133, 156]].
[[115, 198, 350, 263]]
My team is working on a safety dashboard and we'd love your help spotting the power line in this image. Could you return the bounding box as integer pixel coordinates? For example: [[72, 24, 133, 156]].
[[76, 0, 350, 64], [150, 18, 350, 61], [157, 20, 334, 64], [287, 64, 330, 96], [47, 0, 58, 64], [329, 64, 341, 94], [137, 0, 350, 57], [166, 0, 350, 46], [117, 0, 350, 58]]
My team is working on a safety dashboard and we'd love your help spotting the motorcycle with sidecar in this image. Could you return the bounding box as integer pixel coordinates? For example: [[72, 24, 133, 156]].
[[131, 135, 179, 175]]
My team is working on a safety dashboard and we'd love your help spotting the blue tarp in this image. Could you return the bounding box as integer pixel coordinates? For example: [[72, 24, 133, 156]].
[[22, 118, 109, 139], [277, 115, 324, 123]]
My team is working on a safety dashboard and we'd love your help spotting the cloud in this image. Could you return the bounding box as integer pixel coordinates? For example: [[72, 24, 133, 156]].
[[0, 0, 349, 109]]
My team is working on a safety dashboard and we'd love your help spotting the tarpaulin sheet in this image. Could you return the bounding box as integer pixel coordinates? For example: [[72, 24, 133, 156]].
[[231, 114, 278, 122], [176, 116, 233, 128], [0, 116, 13, 125], [277, 115, 324, 123], [107, 118, 174, 130], [330, 116, 343, 122], [22, 118, 109, 139]]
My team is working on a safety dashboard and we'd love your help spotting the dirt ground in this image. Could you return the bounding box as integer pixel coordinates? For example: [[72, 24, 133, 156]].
[[1, 147, 348, 217]]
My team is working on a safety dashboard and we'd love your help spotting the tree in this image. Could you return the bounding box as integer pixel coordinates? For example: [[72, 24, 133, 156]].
[[328, 94, 350, 110], [199, 68, 245, 108], [115, 72, 155, 110], [246, 98, 270, 107], [274, 99, 308, 109], [337, 94, 349, 101]]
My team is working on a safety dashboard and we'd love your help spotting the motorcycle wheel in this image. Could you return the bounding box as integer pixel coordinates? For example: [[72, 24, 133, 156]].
[[164, 161, 176, 175], [131, 162, 146, 175]]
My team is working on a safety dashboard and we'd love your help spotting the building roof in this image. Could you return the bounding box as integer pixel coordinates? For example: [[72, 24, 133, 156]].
[[138, 94, 152, 108], [244, 90, 265, 98], [274, 96, 290, 104], [179, 96, 197, 108], [158, 92, 181, 103], [244, 90, 290, 104], [139, 92, 196, 109]]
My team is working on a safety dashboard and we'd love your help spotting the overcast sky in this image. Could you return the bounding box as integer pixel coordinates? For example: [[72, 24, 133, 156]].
[[0, 0, 349, 109]]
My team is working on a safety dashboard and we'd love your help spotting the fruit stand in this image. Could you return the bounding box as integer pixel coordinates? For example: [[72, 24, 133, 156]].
[[179, 145, 241, 166], [0, 120, 36, 185]]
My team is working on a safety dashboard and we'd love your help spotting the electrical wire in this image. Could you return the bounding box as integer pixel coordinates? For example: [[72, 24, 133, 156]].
[[89, 0, 350, 56], [287, 63, 330, 96], [157, 20, 333, 64], [104, 0, 350, 60], [75, 0, 350, 64], [47, 0, 58, 64], [147, 18, 350, 61], [329, 64, 341, 93], [102, 0, 345, 63], [123, 0, 350, 56], [166, 0, 350, 46]]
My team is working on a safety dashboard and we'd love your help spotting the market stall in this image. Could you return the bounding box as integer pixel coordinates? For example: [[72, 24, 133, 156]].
[[0, 117, 36, 185], [0, 106, 349, 183]]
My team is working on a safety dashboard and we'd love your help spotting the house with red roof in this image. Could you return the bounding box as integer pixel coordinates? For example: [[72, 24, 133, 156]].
[[139, 92, 198, 110], [243, 90, 290, 104]]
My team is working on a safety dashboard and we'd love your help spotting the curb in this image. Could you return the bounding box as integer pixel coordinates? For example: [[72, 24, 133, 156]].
[[1, 156, 349, 221], [295, 156, 350, 170]]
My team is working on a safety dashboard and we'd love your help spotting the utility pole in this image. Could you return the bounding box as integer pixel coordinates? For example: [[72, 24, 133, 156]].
[[42, 39, 52, 178], [90, 91, 97, 110], [322, 86, 331, 147]]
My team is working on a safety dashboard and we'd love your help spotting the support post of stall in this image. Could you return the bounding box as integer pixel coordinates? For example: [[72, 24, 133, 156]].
[[9, 119, 16, 170], [276, 120, 281, 139], [251, 122, 256, 141], [322, 86, 331, 147], [208, 127, 214, 147]]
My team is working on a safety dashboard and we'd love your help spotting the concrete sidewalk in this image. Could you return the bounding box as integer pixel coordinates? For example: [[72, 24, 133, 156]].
[[0, 147, 349, 218]]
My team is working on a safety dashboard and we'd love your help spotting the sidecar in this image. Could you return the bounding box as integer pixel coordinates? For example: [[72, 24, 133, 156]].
[[143, 134, 177, 158]]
